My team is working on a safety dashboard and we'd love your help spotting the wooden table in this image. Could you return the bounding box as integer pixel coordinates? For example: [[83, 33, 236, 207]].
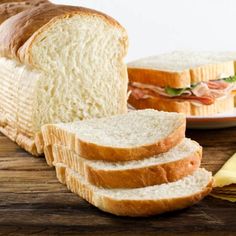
[[0, 128, 236, 236]]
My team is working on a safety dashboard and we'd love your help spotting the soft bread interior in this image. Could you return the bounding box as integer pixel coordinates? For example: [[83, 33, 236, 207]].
[[56, 109, 185, 148]]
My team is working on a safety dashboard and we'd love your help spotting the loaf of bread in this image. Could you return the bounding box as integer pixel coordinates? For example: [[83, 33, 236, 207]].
[[0, 2, 128, 155]]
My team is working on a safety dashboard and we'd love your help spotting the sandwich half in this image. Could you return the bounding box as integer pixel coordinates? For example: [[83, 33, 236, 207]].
[[128, 51, 236, 116]]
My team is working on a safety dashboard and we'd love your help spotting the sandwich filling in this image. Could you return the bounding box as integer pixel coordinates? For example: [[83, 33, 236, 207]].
[[129, 76, 236, 105]]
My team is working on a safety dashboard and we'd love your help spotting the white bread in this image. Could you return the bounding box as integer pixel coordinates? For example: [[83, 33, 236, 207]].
[[128, 51, 235, 88], [42, 109, 186, 165], [128, 93, 235, 116], [54, 164, 213, 217], [0, 4, 128, 155], [51, 138, 202, 188]]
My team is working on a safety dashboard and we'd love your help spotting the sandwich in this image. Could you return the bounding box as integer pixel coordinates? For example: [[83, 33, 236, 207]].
[[128, 51, 236, 116]]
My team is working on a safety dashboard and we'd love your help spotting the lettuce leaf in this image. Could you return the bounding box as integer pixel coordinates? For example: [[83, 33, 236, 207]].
[[222, 75, 236, 83], [164, 87, 188, 96]]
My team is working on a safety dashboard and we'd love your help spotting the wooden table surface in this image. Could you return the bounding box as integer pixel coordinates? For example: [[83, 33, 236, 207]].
[[0, 128, 236, 236]]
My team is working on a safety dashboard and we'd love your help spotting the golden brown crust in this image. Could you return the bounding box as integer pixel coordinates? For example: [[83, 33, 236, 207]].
[[0, 1, 49, 24], [42, 119, 186, 165], [52, 142, 202, 188], [128, 61, 234, 88], [100, 181, 213, 216], [55, 164, 213, 217], [0, 3, 127, 63], [128, 94, 235, 116], [1, 0, 33, 3]]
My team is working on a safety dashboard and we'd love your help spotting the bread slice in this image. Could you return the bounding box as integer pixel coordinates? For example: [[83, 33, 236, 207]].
[[54, 164, 213, 217], [0, 4, 128, 155], [42, 109, 186, 165], [129, 93, 235, 116], [50, 138, 202, 188], [128, 51, 235, 88]]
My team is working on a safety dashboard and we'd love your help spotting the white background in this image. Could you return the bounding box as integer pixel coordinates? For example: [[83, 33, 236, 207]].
[[53, 0, 236, 62]]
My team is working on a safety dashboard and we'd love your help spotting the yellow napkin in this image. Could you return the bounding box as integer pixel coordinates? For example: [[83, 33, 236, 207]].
[[211, 153, 236, 202]]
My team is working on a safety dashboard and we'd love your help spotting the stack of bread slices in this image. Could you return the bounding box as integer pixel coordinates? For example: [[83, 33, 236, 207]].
[[42, 109, 213, 217]]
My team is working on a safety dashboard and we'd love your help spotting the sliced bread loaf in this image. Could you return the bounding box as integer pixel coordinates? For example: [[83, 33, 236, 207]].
[[55, 164, 213, 217], [0, 3, 128, 155], [51, 138, 202, 188], [42, 109, 186, 165]]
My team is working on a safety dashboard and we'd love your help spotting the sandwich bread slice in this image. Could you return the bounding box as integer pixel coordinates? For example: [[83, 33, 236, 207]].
[[51, 138, 202, 188], [55, 164, 213, 217], [42, 109, 186, 165], [128, 51, 236, 116]]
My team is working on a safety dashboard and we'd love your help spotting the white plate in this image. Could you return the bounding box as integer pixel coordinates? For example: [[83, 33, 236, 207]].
[[187, 108, 236, 129]]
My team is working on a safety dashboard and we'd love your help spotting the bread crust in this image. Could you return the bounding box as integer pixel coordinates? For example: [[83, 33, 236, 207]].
[[0, 3, 128, 64], [51, 142, 202, 188], [55, 164, 213, 217], [128, 94, 235, 116], [42, 118, 186, 165], [0, 1, 49, 24], [128, 61, 234, 88]]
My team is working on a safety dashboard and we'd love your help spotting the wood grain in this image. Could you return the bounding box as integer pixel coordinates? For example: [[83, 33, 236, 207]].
[[0, 129, 236, 236]]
